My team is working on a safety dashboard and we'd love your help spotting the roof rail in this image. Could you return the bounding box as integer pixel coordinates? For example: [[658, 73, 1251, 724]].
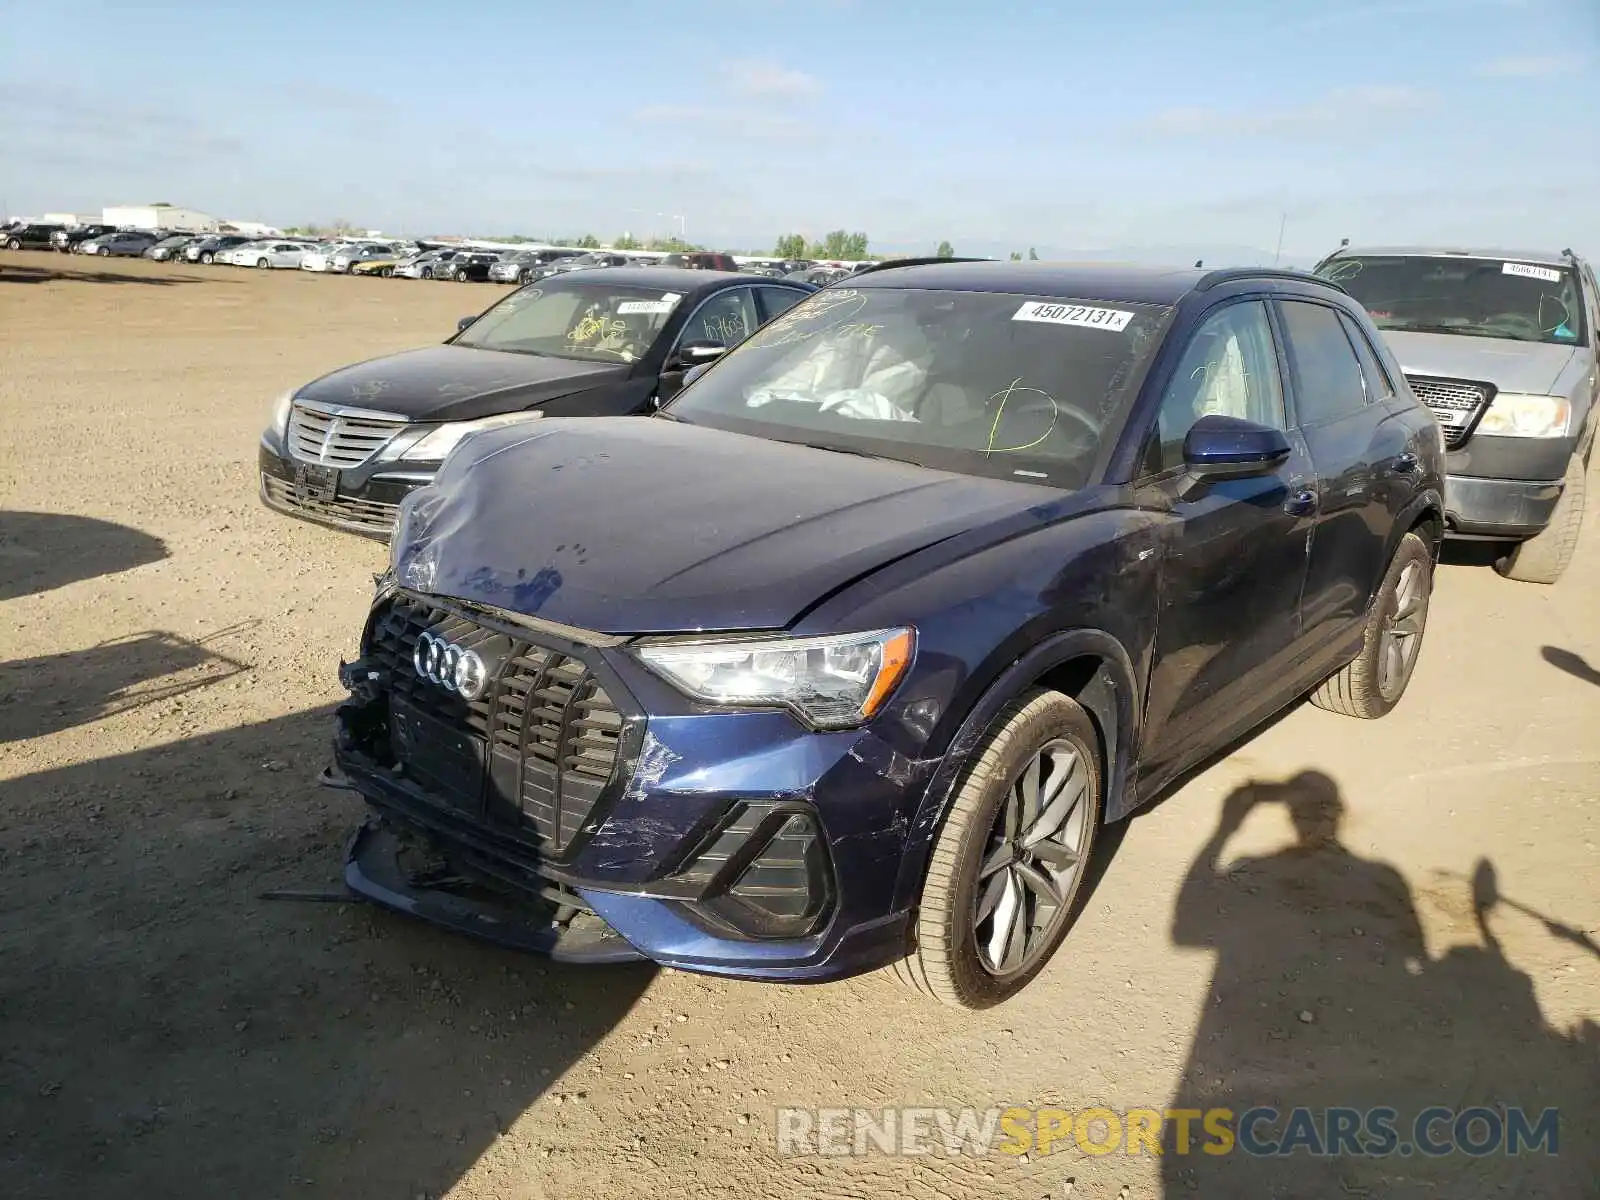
[[842, 256, 991, 278], [1196, 266, 1348, 295]]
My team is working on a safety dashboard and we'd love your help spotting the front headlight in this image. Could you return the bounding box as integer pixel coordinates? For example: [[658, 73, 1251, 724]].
[[266, 389, 295, 438], [1476, 393, 1571, 438], [383, 411, 545, 463], [636, 627, 915, 729]]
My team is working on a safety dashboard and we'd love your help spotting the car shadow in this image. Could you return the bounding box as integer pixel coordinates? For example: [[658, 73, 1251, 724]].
[[0, 262, 213, 286], [1159, 769, 1600, 1195], [1541, 645, 1600, 688], [0, 627, 254, 744], [0, 704, 655, 1200], [0, 511, 169, 601]]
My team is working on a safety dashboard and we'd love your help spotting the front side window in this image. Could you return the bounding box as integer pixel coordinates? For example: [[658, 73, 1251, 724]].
[[664, 287, 1172, 488], [1279, 301, 1368, 426], [454, 278, 687, 363], [1151, 300, 1286, 472], [1317, 254, 1586, 347], [680, 288, 757, 347]]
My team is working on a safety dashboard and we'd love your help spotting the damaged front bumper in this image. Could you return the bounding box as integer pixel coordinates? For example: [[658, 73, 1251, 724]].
[[328, 593, 934, 981]]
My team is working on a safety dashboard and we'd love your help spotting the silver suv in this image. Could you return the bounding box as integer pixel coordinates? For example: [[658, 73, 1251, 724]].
[[1315, 246, 1596, 583]]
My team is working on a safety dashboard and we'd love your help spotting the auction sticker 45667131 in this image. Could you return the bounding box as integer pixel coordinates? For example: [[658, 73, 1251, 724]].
[[1012, 301, 1135, 331]]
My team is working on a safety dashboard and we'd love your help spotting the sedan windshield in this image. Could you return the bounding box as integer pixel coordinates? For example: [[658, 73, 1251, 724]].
[[663, 287, 1171, 488], [1318, 255, 1586, 346], [453, 277, 686, 363]]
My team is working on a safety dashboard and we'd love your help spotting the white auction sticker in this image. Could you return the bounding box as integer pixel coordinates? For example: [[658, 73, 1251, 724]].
[[660, 292, 682, 304], [617, 300, 674, 314], [1012, 301, 1135, 331], [1503, 262, 1562, 283]]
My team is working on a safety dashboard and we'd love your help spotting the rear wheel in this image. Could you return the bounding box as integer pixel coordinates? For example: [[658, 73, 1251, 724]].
[[1495, 454, 1586, 584], [455, 267, 469, 281], [1310, 531, 1432, 719], [894, 689, 1102, 1009]]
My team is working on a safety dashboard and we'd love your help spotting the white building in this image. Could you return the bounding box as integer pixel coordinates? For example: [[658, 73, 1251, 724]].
[[102, 204, 220, 232], [221, 219, 284, 237], [43, 212, 91, 226]]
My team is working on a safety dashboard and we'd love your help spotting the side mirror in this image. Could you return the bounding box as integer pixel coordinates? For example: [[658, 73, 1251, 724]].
[[669, 340, 727, 371], [457, 316, 475, 332], [1182, 415, 1292, 481]]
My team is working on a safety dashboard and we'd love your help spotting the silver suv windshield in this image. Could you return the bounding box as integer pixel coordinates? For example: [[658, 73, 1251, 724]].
[[663, 286, 1172, 488], [1318, 255, 1586, 347]]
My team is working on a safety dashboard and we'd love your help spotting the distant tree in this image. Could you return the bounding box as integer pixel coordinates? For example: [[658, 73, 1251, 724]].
[[807, 230, 871, 260], [614, 233, 641, 251], [1027, 247, 1039, 261], [645, 235, 706, 253], [773, 232, 807, 259], [1009, 251, 1022, 261], [935, 240, 954, 258], [575, 233, 601, 249], [329, 218, 358, 236]]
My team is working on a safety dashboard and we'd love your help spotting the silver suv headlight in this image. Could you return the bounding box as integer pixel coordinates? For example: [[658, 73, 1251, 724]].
[[1477, 393, 1571, 438]]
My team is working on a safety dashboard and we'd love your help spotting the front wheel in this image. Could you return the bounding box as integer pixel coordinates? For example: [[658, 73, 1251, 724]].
[[98, 246, 110, 256], [6, 238, 20, 250], [894, 689, 1103, 1009], [200, 252, 214, 264], [257, 257, 269, 269], [420, 267, 432, 279], [1495, 454, 1586, 584], [1310, 530, 1432, 718], [455, 268, 469, 281], [380, 266, 393, 277]]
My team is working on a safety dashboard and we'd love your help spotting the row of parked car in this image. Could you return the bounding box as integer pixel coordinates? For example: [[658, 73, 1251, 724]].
[[256, 246, 1595, 1008], [2, 219, 870, 288]]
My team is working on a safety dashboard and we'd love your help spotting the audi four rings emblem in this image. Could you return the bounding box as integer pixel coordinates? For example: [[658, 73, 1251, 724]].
[[413, 632, 489, 699]]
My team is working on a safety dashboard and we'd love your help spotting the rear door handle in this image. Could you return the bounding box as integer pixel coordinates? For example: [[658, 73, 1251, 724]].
[[1392, 451, 1419, 472], [1284, 490, 1318, 516]]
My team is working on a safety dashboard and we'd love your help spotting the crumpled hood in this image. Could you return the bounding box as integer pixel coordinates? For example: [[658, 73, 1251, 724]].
[[296, 345, 631, 422], [391, 417, 1055, 634], [1382, 331, 1576, 395]]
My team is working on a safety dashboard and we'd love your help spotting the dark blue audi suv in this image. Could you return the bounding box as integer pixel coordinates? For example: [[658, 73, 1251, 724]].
[[329, 261, 1445, 1008]]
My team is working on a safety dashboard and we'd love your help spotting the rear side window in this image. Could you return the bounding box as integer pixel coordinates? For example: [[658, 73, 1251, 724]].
[[755, 286, 807, 321], [1336, 310, 1395, 402], [1279, 301, 1368, 425]]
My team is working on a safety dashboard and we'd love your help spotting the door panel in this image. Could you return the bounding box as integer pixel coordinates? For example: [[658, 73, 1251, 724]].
[[1277, 300, 1408, 650], [1137, 299, 1314, 781]]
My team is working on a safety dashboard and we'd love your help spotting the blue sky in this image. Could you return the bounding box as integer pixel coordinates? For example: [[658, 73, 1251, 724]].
[[2, 0, 1596, 261]]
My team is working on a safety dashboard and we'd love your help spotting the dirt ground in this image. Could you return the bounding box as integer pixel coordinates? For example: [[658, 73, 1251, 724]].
[[2, 251, 1597, 1200]]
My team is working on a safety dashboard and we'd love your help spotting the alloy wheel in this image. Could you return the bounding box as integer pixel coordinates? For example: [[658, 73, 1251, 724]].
[[973, 738, 1092, 977], [1378, 560, 1427, 700]]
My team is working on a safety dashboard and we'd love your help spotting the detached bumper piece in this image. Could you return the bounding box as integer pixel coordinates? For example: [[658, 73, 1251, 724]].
[[345, 815, 644, 963]]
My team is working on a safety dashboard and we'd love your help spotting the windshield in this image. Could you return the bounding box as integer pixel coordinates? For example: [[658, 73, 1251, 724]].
[[663, 287, 1171, 488], [453, 277, 687, 363], [1318, 255, 1586, 346]]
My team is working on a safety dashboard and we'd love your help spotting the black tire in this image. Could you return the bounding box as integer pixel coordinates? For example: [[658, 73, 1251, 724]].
[[97, 246, 110, 256], [256, 257, 269, 269], [201, 252, 214, 264], [1495, 454, 1586, 584], [455, 268, 469, 281], [421, 267, 433, 280], [6, 238, 20, 250], [893, 689, 1103, 1009], [380, 267, 393, 278], [1309, 530, 1432, 719]]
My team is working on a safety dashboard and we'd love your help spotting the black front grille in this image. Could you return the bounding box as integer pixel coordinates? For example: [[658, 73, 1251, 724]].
[[368, 593, 625, 855]]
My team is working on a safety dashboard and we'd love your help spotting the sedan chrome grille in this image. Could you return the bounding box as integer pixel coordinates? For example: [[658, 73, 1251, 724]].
[[1405, 376, 1492, 449], [286, 401, 407, 467]]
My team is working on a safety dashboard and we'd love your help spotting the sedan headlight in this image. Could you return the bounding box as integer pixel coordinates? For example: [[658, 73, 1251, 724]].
[[1476, 393, 1571, 438], [636, 628, 915, 729], [383, 411, 545, 463], [265, 389, 295, 438]]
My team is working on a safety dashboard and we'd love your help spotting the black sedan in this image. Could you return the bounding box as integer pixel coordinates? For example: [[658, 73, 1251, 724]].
[[445, 252, 508, 282], [259, 268, 816, 536]]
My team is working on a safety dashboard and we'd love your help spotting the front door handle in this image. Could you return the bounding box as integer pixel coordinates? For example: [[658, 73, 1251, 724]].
[[1392, 451, 1419, 473], [1284, 489, 1318, 516]]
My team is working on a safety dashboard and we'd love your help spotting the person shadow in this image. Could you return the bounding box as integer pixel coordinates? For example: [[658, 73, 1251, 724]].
[[1162, 770, 1600, 1197]]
